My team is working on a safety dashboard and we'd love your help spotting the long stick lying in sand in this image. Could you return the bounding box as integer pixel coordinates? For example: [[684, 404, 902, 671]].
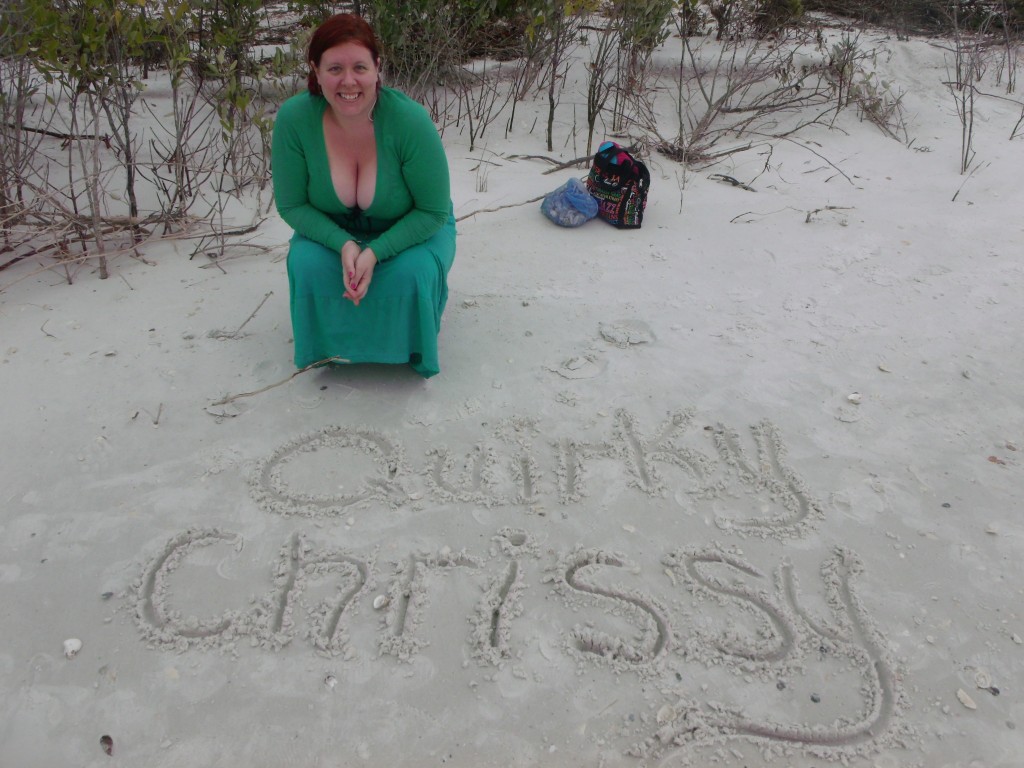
[[456, 194, 546, 222], [208, 356, 349, 408]]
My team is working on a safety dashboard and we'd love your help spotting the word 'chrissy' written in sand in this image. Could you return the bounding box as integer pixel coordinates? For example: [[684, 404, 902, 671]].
[[133, 528, 902, 760], [250, 410, 823, 537]]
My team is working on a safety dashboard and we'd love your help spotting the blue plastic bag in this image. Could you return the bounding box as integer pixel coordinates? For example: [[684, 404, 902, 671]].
[[540, 177, 599, 227]]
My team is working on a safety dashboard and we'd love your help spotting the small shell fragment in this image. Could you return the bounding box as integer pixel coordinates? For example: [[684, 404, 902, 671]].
[[656, 704, 677, 724], [63, 638, 82, 659], [372, 595, 389, 610], [847, 392, 862, 404], [974, 670, 992, 689], [622, 524, 636, 533], [324, 675, 337, 690], [1012, 633, 1023, 645], [878, 364, 891, 373], [957, 688, 977, 710], [100, 735, 113, 756]]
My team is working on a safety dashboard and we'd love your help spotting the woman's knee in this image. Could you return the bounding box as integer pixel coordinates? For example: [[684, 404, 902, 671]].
[[288, 240, 341, 284], [382, 246, 442, 292]]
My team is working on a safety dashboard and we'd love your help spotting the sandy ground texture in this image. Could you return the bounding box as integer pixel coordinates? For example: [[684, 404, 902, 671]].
[[2, 21, 1023, 768]]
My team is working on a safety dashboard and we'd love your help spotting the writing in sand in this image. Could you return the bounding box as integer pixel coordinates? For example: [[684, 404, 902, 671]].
[[131, 409, 907, 761]]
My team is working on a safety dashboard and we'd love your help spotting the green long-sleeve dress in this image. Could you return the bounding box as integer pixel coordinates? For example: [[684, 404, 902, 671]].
[[271, 87, 456, 378]]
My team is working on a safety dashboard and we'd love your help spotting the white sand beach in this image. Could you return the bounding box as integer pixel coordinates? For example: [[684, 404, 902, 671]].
[[1, 16, 1023, 768]]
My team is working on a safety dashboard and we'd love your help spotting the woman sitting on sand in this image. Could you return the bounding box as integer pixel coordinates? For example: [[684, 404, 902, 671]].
[[271, 13, 456, 378]]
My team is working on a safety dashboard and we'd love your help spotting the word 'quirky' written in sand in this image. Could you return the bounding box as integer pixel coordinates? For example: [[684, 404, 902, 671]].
[[251, 410, 823, 537]]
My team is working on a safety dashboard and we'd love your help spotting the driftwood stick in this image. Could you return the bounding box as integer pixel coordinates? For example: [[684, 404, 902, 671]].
[[210, 290, 273, 338], [504, 152, 595, 174], [456, 194, 546, 223], [4, 120, 107, 142], [183, 218, 266, 243], [542, 155, 595, 174], [709, 173, 757, 191], [805, 205, 853, 223], [505, 153, 564, 166], [208, 356, 349, 408], [231, 290, 273, 335]]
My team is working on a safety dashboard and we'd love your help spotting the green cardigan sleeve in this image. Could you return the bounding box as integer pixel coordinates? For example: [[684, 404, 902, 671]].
[[364, 91, 451, 261], [271, 95, 356, 255]]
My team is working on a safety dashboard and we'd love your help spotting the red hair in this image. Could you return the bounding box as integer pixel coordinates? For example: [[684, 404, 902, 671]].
[[307, 13, 381, 96]]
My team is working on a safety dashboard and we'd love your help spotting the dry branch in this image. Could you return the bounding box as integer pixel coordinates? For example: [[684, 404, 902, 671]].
[[208, 356, 350, 408], [208, 290, 273, 339], [4, 121, 108, 143], [456, 194, 547, 222], [709, 174, 757, 191]]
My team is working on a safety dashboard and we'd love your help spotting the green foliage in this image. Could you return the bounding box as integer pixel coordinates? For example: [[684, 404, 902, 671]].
[[152, 1, 195, 88], [616, 0, 674, 53], [803, 0, 1023, 34], [525, 0, 598, 40], [368, 0, 547, 91], [192, 0, 265, 80], [674, 0, 710, 36], [24, 0, 149, 92], [286, 0, 337, 27], [752, 0, 803, 36], [367, 0, 462, 88], [707, 0, 803, 39]]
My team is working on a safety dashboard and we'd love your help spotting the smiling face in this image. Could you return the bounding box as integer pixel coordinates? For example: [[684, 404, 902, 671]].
[[312, 41, 379, 122]]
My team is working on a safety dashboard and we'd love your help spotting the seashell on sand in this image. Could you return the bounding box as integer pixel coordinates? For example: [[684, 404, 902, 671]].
[[956, 688, 977, 710], [63, 638, 83, 659]]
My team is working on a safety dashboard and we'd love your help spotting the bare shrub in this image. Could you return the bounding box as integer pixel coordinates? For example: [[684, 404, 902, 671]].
[[585, 19, 620, 154], [825, 31, 908, 140], [658, 20, 836, 165], [706, 0, 805, 41], [528, 0, 593, 151], [367, 0, 468, 104], [23, 0, 155, 280], [451, 61, 517, 153], [941, 4, 998, 172], [611, 0, 675, 134], [0, 1, 46, 246]]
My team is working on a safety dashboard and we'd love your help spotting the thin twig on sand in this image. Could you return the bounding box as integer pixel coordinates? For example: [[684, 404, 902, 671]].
[[208, 356, 349, 408], [208, 290, 273, 339], [730, 206, 803, 223], [805, 205, 853, 223], [133, 403, 164, 426], [709, 173, 757, 191], [456, 194, 547, 222]]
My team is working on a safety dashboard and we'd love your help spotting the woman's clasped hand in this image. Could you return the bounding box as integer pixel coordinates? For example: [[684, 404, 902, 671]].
[[341, 241, 376, 306]]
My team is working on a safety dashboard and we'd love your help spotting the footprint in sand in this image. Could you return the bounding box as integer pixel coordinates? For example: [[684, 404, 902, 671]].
[[547, 353, 607, 380], [198, 446, 244, 477], [292, 392, 325, 410], [78, 434, 114, 475], [598, 319, 655, 349]]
